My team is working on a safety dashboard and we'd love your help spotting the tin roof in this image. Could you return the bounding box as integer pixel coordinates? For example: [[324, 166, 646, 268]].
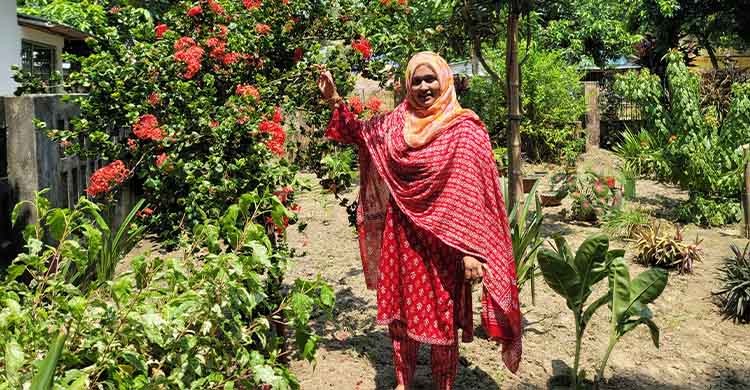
[[17, 13, 90, 41]]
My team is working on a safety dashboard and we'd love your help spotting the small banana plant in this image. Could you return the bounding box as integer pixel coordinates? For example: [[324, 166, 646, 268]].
[[595, 259, 668, 383], [537, 233, 622, 389]]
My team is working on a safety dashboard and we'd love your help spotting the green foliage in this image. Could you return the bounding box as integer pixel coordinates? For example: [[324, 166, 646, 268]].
[[633, 224, 703, 274], [18, 0, 108, 34], [319, 148, 357, 194], [714, 242, 750, 323], [602, 206, 651, 239], [596, 259, 667, 381], [11, 66, 64, 96], [502, 178, 543, 303], [676, 196, 743, 227], [561, 171, 618, 222], [613, 55, 750, 226], [538, 233, 668, 386], [459, 46, 586, 162], [537, 234, 619, 387], [0, 191, 332, 388]]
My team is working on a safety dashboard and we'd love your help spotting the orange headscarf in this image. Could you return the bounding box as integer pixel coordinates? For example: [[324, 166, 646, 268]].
[[403, 52, 480, 148]]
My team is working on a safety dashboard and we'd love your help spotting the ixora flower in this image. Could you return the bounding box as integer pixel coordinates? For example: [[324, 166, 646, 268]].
[[155, 24, 169, 39], [274, 186, 293, 204], [243, 0, 262, 10], [85, 160, 129, 197], [273, 106, 284, 123], [155, 153, 168, 168], [365, 96, 383, 112], [133, 114, 164, 141], [255, 23, 271, 35], [258, 120, 286, 156], [127, 138, 138, 151], [207, 0, 226, 15], [174, 37, 205, 79], [187, 4, 203, 17], [351, 36, 373, 59], [136, 207, 154, 218], [236, 84, 261, 101], [148, 92, 161, 106], [348, 96, 364, 114]]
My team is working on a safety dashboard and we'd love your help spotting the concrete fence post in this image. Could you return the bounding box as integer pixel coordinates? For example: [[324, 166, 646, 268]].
[[583, 81, 601, 151]]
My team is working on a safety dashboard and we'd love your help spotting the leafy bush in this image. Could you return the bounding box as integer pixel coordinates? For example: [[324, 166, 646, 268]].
[[459, 46, 586, 163], [0, 191, 332, 389], [633, 224, 703, 274], [319, 148, 357, 194], [602, 206, 651, 239], [558, 171, 619, 222], [676, 196, 743, 227], [714, 242, 750, 323]]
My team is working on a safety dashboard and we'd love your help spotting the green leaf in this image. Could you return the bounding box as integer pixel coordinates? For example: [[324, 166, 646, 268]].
[[46, 209, 67, 241], [626, 268, 668, 315], [552, 235, 574, 264], [582, 292, 610, 329], [4, 339, 24, 386], [609, 258, 631, 324], [538, 248, 581, 304], [249, 241, 271, 267], [289, 292, 314, 325], [30, 328, 67, 390], [643, 318, 660, 348], [66, 373, 90, 390], [573, 233, 609, 283], [239, 192, 260, 215], [319, 284, 335, 309]]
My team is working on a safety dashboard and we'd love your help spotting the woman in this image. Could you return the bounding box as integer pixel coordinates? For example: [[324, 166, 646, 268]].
[[317, 52, 522, 389]]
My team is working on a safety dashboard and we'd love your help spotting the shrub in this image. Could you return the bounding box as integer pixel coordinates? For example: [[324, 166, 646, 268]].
[[676, 196, 743, 227], [0, 191, 332, 388], [714, 242, 750, 323], [633, 224, 703, 274], [602, 206, 651, 239], [319, 148, 357, 194], [558, 171, 619, 222]]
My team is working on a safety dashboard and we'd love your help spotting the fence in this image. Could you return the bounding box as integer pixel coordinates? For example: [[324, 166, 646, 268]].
[[2, 94, 137, 229], [596, 77, 645, 149]]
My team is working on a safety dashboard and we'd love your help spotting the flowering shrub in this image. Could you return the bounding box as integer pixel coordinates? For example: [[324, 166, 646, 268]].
[[85, 160, 129, 197]]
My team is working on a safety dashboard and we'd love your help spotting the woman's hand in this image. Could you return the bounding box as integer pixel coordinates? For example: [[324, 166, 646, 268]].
[[315, 65, 340, 103], [463, 256, 484, 282]]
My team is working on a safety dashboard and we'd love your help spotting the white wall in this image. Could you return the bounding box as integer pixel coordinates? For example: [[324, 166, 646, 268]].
[[0, 1, 22, 96]]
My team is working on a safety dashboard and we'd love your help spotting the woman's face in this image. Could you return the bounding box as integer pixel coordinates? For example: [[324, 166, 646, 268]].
[[410, 64, 441, 109]]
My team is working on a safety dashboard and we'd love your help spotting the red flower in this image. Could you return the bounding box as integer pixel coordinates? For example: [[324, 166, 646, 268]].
[[136, 207, 154, 218], [258, 120, 286, 156], [274, 186, 293, 204], [273, 106, 283, 123], [351, 36, 372, 59], [187, 5, 203, 17], [348, 96, 364, 114], [243, 0, 262, 10], [365, 96, 382, 112], [216, 24, 229, 37], [132, 114, 164, 141], [222, 52, 241, 65], [236, 84, 260, 101], [605, 176, 616, 189], [109, 6, 121, 14], [148, 92, 160, 106], [85, 160, 129, 197], [208, 0, 226, 15], [293, 47, 303, 62], [255, 23, 271, 35], [174, 37, 205, 79], [155, 153, 168, 167], [210, 120, 219, 128], [155, 24, 169, 39], [398, 0, 408, 5], [290, 203, 301, 212], [127, 138, 138, 152], [380, 0, 391, 4], [281, 0, 289, 4], [206, 37, 227, 60]]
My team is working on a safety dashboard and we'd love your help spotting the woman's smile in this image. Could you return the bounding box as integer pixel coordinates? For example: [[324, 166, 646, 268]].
[[410, 64, 441, 109]]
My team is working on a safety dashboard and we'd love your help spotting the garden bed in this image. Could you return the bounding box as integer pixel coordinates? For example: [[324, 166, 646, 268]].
[[286, 166, 749, 389]]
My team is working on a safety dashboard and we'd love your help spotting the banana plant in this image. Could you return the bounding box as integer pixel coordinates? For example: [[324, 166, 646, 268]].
[[595, 258, 668, 383], [537, 234, 623, 389]]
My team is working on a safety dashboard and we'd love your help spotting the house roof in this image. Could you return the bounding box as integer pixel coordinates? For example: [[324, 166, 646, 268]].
[[449, 60, 488, 76], [577, 56, 641, 71], [17, 13, 90, 41]]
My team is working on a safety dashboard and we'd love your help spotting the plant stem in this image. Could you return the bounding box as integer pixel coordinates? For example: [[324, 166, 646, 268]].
[[596, 335, 618, 383], [572, 313, 582, 389]]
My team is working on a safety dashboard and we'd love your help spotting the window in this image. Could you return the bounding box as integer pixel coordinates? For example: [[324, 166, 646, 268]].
[[21, 40, 57, 81]]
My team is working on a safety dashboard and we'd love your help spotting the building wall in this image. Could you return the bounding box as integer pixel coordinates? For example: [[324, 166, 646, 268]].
[[0, 3, 22, 96], [20, 26, 65, 72]]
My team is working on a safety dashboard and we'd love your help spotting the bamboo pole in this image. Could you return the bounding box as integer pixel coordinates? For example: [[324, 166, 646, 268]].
[[743, 144, 750, 239]]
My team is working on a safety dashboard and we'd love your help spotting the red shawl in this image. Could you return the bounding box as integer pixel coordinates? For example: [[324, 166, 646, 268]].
[[327, 102, 522, 372]]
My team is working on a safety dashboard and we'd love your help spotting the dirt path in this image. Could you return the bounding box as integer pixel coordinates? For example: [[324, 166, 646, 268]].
[[287, 166, 750, 389]]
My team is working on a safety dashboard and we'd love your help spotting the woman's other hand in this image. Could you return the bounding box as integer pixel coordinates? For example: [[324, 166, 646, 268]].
[[463, 256, 484, 282], [315, 65, 340, 102]]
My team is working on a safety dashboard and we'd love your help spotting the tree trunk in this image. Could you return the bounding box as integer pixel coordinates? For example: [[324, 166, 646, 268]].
[[506, 3, 523, 215]]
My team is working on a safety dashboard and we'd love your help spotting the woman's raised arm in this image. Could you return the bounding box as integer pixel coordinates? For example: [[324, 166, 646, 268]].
[[316, 65, 364, 145]]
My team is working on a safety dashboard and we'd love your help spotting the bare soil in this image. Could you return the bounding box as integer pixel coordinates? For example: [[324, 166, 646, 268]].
[[287, 149, 750, 390]]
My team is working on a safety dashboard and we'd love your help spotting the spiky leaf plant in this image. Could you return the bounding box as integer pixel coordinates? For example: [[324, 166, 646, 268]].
[[714, 242, 750, 323]]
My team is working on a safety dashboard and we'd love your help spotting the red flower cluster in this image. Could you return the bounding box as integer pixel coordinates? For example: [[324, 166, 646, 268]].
[[85, 160, 129, 197], [366, 96, 382, 112], [274, 186, 293, 204], [187, 5, 203, 17], [132, 114, 164, 141], [206, 37, 226, 60], [273, 106, 284, 123], [236, 84, 261, 101], [351, 36, 373, 59], [136, 207, 154, 219], [155, 153, 168, 167], [155, 24, 169, 39], [208, 0, 226, 15], [348, 96, 364, 114], [216, 24, 229, 38], [127, 138, 138, 152], [109, 6, 121, 14], [243, 0, 262, 10], [605, 176, 616, 189], [259, 120, 286, 156], [255, 23, 271, 35], [174, 37, 205, 79], [148, 92, 161, 106]]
